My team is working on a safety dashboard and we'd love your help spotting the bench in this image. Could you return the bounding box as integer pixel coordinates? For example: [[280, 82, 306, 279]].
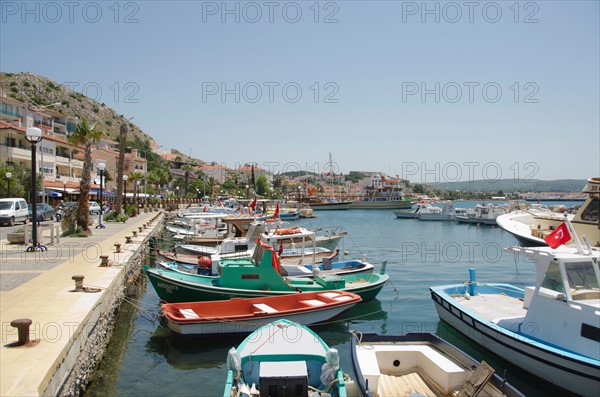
[[299, 299, 326, 307], [253, 303, 278, 313], [179, 308, 200, 319]]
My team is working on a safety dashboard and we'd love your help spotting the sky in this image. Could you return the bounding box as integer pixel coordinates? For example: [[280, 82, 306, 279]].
[[1, 0, 599, 182]]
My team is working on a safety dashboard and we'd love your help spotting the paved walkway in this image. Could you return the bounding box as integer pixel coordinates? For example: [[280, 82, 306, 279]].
[[0, 210, 164, 396]]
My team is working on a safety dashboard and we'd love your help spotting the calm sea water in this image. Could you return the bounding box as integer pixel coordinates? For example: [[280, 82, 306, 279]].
[[85, 202, 580, 397]]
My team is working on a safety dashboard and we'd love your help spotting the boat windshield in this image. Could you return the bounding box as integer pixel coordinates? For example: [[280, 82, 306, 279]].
[[579, 196, 599, 222], [540, 260, 565, 294], [565, 261, 600, 291]]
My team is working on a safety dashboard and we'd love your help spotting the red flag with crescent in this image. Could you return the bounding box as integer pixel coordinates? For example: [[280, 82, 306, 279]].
[[250, 197, 257, 211], [544, 223, 571, 249], [273, 202, 280, 220]]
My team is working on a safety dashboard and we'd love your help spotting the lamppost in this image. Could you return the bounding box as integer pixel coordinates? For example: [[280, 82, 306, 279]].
[[136, 180, 141, 216], [5, 172, 12, 197], [123, 175, 128, 211], [245, 184, 249, 199], [63, 180, 67, 201], [25, 127, 46, 252], [96, 162, 106, 229]]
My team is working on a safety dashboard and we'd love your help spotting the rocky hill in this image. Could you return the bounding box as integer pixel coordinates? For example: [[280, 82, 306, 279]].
[[1, 71, 153, 145]]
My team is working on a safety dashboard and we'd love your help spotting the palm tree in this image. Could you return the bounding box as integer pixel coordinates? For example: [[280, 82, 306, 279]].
[[128, 171, 144, 214], [113, 121, 128, 215], [182, 164, 193, 196], [69, 118, 103, 235]]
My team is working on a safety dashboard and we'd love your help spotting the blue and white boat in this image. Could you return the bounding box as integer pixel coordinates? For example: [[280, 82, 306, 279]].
[[222, 319, 355, 397], [430, 227, 600, 396]]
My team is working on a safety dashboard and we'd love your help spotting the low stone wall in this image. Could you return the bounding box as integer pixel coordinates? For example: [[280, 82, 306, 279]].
[[49, 219, 163, 397]]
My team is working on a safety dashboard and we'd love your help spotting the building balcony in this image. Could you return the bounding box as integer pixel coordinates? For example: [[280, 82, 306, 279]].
[[1, 109, 22, 118], [53, 118, 66, 126], [0, 145, 31, 162]]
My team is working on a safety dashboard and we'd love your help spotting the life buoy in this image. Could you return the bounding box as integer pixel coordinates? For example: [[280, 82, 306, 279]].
[[197, 256, 212, 268]]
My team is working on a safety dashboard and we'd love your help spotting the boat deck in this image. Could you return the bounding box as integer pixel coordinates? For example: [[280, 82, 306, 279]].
[[376, 373, 439, 397], [452, 293, 527, 323]]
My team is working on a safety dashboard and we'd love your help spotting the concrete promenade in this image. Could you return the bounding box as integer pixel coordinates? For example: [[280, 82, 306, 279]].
[[0, 210, 165, 396]]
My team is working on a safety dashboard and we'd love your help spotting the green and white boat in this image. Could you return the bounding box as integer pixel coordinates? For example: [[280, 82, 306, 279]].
[[223, 319, 356, 397], [145, 242, 388, 303]]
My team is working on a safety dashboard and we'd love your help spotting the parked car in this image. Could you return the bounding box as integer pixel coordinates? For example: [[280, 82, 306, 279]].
[[0, 198, 29, 226], [28, 203, 56, 222], [88, 201, 101, 215]]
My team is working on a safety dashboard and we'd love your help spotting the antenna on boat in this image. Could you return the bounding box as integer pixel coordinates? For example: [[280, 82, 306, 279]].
[[564, 214, 587, 255]]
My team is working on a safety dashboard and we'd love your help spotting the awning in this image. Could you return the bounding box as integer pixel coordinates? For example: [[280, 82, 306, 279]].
[[46, 186, 80, 194]]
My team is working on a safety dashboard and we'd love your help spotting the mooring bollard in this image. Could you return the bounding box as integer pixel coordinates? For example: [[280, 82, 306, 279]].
[[99, 255, 109, 267], [138, 226, 143, 233], [114, 243, 121, 253], [10, 319, 32, 346], [72, 275, 85, 291], [125, 236, 132, 244], [132, 230, 137, 237]]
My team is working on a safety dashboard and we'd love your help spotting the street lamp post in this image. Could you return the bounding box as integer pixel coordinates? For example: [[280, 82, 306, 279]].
[[123, 175, 128, 212], [96, 162, 106, 229], [63, 180, 67, 200], [25, 127, 46, 252], [136, 180, 141, 216], [5, 172, 12, 197]]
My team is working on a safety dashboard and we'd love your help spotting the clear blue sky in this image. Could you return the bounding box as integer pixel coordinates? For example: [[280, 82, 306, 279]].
[[1, 1, 598, 182]]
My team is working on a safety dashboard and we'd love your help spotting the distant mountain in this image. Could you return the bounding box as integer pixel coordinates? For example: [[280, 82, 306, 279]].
[[429, 179, 588, 193]]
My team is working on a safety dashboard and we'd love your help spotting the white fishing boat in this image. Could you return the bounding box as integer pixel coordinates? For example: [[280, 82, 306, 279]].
[[351, 332, 524, 397], [497, 178, 599, 247], [393, 202, 435, 219], [430, 220, 600, 396], [455, 204, 508, 226], [418, 202, 470, 221]]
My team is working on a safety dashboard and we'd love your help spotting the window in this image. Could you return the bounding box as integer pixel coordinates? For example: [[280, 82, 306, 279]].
[[580, 196, 599, 223], [565, 261, 600, 291], [541, 260, 565, 294]]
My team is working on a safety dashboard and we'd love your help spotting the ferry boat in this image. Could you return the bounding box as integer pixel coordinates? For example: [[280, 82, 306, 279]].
[[350, 174, 412, 210]]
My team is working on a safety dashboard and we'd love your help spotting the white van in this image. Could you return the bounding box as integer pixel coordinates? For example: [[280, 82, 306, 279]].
[[0, 198, 30, 226]]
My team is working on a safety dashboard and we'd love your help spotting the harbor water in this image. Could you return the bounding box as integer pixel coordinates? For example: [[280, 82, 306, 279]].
[[85, 202, 580, 396]]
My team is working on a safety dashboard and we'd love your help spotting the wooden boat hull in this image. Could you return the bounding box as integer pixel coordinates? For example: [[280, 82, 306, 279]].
[[162, 291, 361, 335], [145, 265, 388, 303], [430, 284, 600, 396], [351, 332, 524, 397]]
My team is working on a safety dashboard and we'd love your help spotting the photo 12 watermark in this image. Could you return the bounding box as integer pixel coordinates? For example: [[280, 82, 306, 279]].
[[400, 161, 539, 183], [1, 1, 140, 24], [401, 1, 540, 24], [401, 82, 540, 104], [62, 81, 140, 104], [201, 81, 339, 104], [201, 1, 340, 24]]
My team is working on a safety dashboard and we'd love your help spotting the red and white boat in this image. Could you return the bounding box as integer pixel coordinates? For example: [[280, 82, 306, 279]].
[[161, 290, 361, 336]]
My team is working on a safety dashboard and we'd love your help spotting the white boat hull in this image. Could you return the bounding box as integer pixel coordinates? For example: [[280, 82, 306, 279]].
[[431, 290, 600, 396]]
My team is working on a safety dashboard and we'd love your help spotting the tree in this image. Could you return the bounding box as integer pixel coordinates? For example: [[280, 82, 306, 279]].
[[181, 164, 193, 196], [256, 175, 269, 196], [69, 118, 103, 235], [113, 122, 128, 215], [128, 171, 144, 213]]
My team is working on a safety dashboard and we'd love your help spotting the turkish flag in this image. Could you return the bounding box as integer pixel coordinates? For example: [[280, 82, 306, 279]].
[[544, 223, 571, 249], [250, 197, 257, 211], [273, 202, 280, 219]]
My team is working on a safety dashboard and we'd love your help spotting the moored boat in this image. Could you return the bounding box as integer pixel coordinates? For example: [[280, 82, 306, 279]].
[[351, 332, 524, 397], [222, 319, 355, 397], [350, 174, 413, 210], [161, 290, 361, 335], [497, 177, 600, 247], [429, 231, 600, 396], [145, 241, 388, 303], [393, 202, 435, 219], [455, 204, 508, 226]]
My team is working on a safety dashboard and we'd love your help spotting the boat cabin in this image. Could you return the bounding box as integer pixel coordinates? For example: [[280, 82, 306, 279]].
[[518, 247, 600, 358]]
